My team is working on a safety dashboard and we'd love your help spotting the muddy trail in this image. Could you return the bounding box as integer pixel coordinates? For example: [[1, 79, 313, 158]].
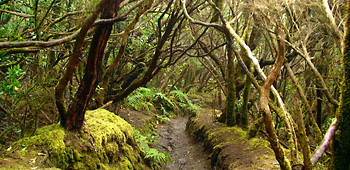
[[155, 116, 212, 170]]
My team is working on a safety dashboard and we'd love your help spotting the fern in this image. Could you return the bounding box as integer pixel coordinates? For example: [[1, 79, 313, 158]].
[[170, 90, 200, 113], [126, 87, 199, 119], [133, 128, 171, 167], [126, 87, 155, 113], [154, 92, 176, 111], [145, 148, 171, 164], [170, 90, 188, 104], [126, 87, 177, 116], [137, 87, 154, 97]]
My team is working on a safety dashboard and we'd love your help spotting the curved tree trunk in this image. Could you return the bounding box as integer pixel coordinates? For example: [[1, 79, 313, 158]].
[[62, 0, 121, 131], [55, 0, 108, 121], [96, 0, 152, 106], [106, 8, 179, 103], [259, 27, 291, 170]]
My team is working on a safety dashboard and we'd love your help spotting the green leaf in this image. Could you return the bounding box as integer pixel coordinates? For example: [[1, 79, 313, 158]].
[[37, 152, 46, 156], [6, 146, 12, 152]]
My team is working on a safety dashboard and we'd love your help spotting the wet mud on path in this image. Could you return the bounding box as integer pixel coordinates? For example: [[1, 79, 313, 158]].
[[155, 116, 212, 170]]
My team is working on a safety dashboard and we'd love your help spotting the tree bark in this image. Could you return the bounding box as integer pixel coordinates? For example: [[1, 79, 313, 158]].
[[62, 0, 121, 131], [259, 27, 291, 170], [332, 0, 350, 168], [225, 37, 237, 126], [293, 98, 312, 170], [55, 0, 108, 121], [96, 0, 152, 106]]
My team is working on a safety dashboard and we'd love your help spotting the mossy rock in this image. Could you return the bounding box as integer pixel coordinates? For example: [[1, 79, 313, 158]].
[[187, 109, 279, 170], [0, 109, 147, 170]]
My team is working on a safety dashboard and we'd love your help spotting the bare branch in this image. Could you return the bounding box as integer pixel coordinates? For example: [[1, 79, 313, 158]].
[[310, 118, 337, 164], [322, 0, 343, 50], [181, 0, 223, 30]]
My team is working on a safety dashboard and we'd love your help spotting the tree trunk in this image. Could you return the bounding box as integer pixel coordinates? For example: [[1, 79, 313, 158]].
[[55, 0, 108, 120], [96, 0, 152, 106], [62, 0, 121, 131], [332, 0, 350, 168], [225, 37, 237, 126], [260, 26, 291, 170], [316, 85, 322, 127], [106, 9, 179, 103], [293, 98, 312, 170]]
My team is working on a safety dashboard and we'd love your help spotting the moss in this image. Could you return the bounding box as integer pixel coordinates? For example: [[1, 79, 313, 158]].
[[249, 138, 271, 150], [188, 109, 278, 170], [116, 157, 133, 170], [225, 40, 237, 127], [331, 5, 350, 169], [16, 124, 66, 152], [2, 109, 146, 170], [208, 126, 247, 142]]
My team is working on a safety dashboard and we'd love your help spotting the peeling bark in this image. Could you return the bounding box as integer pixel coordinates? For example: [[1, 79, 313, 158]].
[[61, 0, 121, 131], [55, 0, 108, 121]]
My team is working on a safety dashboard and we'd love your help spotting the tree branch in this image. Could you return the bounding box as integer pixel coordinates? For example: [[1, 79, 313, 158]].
[[310, 118, 337, 165], [0, 9, 34, 18], [55, 0, 109, 118], [0, 30, 79, 49], [181, 0, 223, 31]]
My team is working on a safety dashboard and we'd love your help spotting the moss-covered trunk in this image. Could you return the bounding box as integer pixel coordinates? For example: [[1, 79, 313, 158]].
[[225, 37, 237, 126], [240, 54, 251, 128], [2, 109, 146, 170], [332, 0, 350, 168]]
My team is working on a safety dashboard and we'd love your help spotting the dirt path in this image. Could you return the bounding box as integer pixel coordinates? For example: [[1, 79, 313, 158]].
[[155, 117, 212, 170]]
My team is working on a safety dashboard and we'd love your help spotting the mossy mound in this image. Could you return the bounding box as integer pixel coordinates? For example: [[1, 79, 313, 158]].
[[117, 109, 157, 134], [187, 109, 279, 170], [0, 109, 147, 170]]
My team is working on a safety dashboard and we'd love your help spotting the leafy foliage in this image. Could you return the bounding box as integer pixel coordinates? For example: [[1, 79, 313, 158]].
[[170, 89, 200, 113], [133, 128, 171, 168], [125, 87, 201, 120], [145, 148, 170, 164], [126, 87, 157, 114], [0, 64, 25, 101]]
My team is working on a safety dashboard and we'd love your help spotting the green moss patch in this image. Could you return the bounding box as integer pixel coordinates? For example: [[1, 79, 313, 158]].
[[0, 109, 146, 170], [187, 109, 279, 170]]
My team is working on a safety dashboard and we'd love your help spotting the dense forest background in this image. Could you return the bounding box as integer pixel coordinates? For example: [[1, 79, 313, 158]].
[[1, 0, 350, 169]]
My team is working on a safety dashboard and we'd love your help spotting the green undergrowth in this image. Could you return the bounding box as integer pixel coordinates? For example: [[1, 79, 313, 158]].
[[133, 128, 170, 169], [124, 87, 201, 169], [0, 109, 146, 170], [126, 87, 200, 120]]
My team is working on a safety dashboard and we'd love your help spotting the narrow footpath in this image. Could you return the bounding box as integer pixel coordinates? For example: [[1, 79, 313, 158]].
[[155, 117, 212, 170]]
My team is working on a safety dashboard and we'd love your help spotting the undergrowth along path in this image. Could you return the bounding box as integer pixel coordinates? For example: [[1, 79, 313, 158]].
[[156, 116, 211, 170]]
